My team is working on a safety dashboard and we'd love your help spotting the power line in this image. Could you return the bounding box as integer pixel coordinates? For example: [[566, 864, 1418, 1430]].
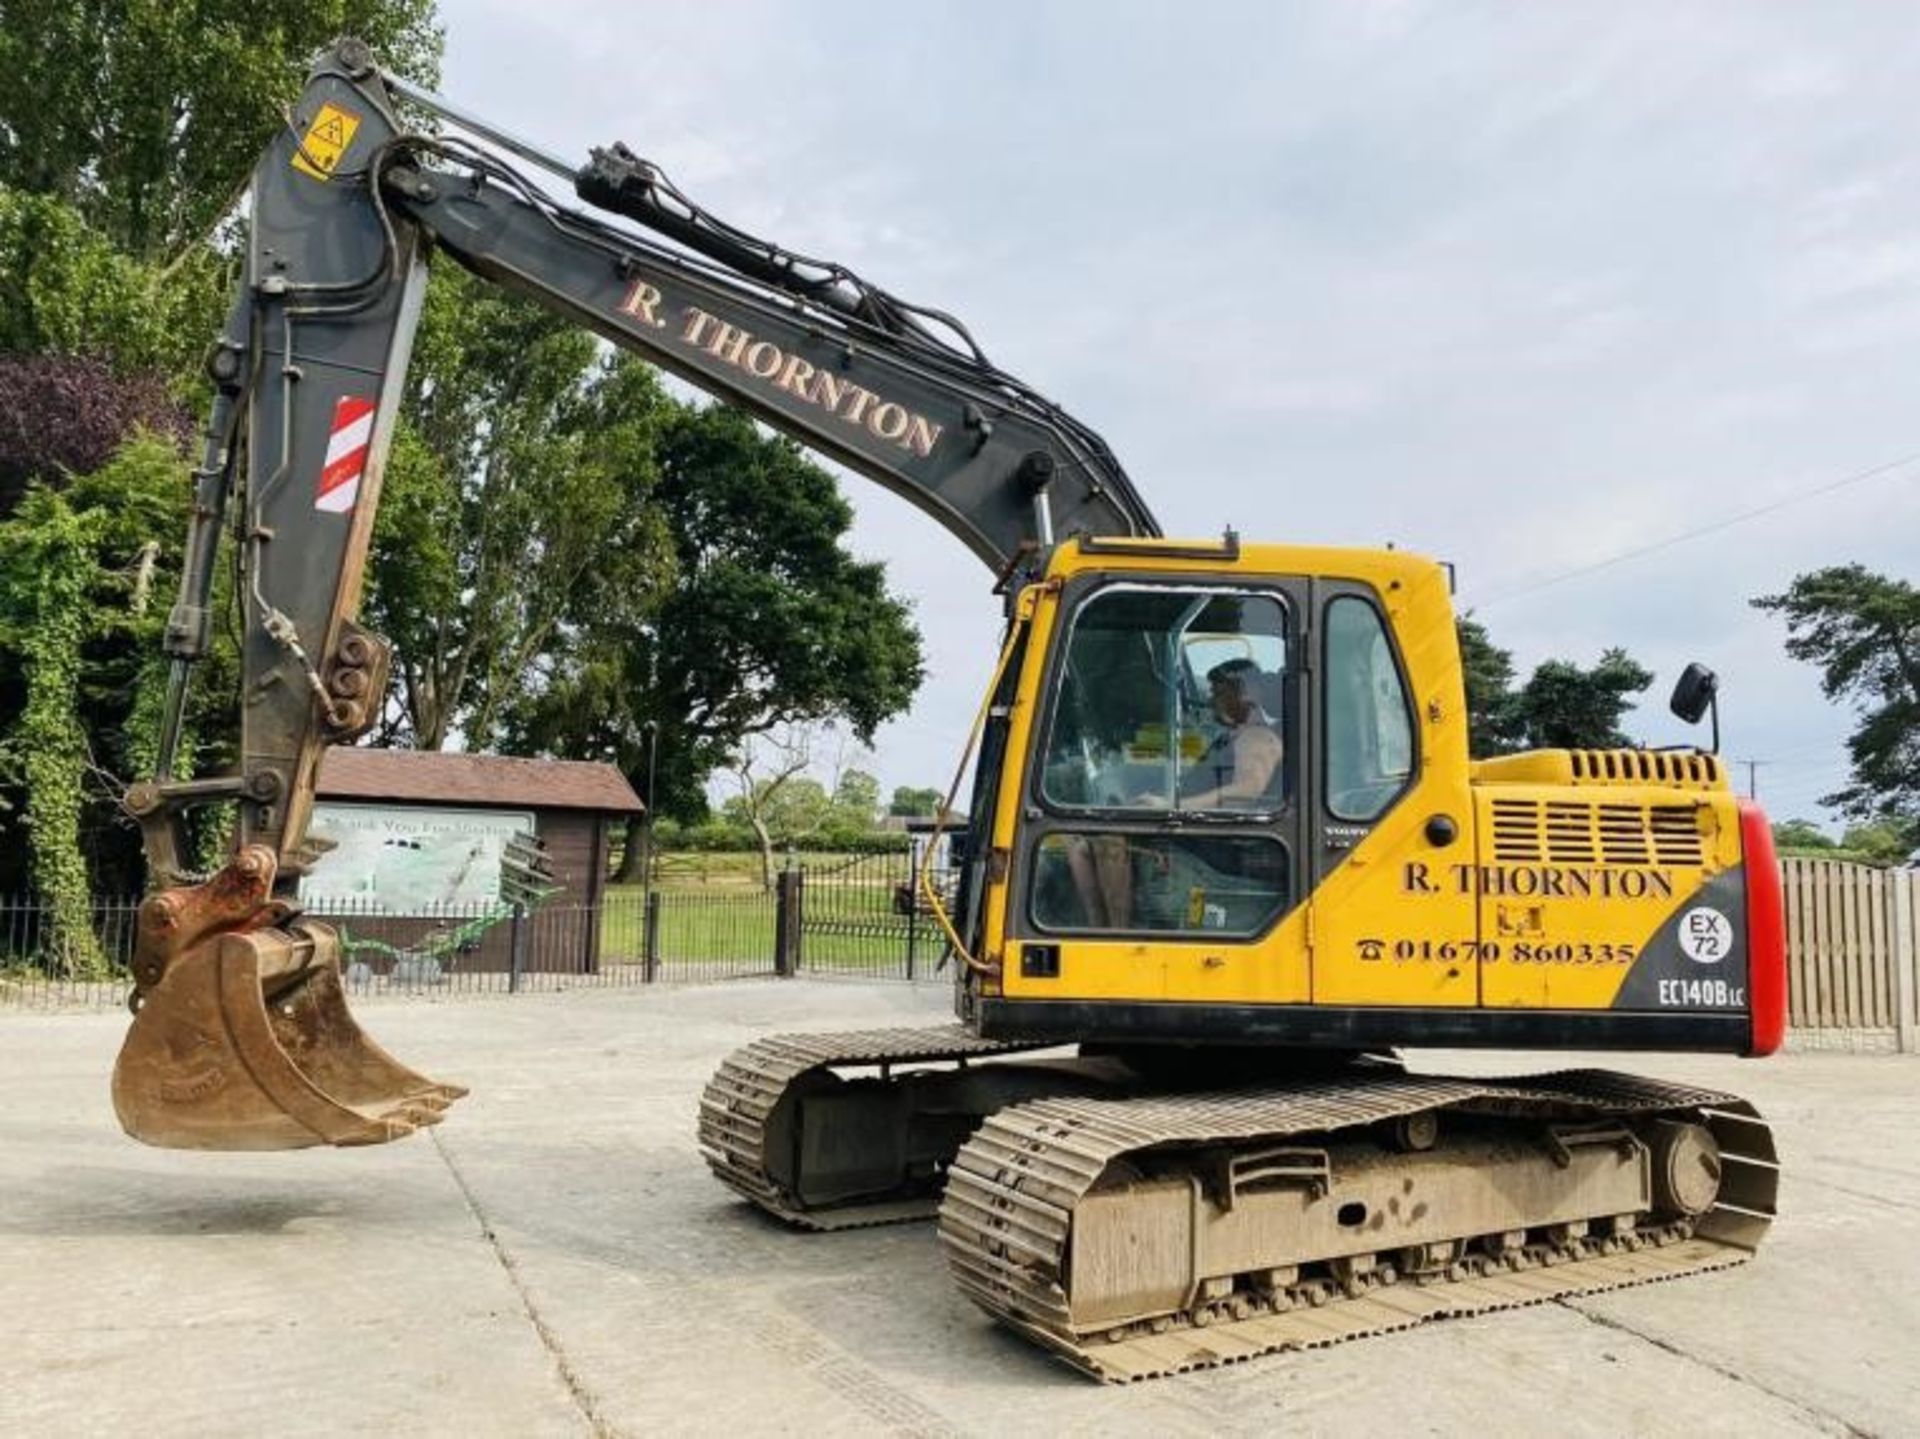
[[1467, 448, 1920, 609], [1758, 754, 1848, 773], [1758, 770, 1850, 796], [1751, 775, 1851, 808], [1749, 737, 1847, 765]]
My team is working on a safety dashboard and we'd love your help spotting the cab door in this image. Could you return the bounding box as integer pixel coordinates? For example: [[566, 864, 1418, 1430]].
[[1306, 584, 1477, 1007], [999, 573, 1311, 1007]]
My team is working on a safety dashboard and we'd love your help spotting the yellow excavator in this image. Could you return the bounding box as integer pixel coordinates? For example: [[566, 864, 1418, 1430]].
[[115, 43, 1784, 1381]]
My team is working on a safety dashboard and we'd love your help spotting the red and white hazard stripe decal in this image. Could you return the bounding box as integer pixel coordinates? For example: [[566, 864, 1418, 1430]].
[[315, 395, 376, 513]]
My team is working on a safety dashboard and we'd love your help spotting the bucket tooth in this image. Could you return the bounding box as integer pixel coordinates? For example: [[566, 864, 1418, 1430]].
[[113, 922, 463, 1151]]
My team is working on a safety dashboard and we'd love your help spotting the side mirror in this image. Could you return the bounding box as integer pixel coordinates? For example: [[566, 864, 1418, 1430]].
[[1669, 662, 1720, 752], [1669, 663, 1717, 724]]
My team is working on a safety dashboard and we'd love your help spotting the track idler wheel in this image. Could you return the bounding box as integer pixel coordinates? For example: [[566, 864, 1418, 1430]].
[[1647, 1120, 1723, 1218]]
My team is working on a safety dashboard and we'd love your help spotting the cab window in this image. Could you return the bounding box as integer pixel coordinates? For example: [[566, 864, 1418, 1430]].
[[1323, 596, 1414, 822], [1030, 831, 1290, 935], [1040, 586, 1289, 814]]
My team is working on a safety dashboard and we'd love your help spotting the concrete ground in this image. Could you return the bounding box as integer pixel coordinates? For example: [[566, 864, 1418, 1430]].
[[3, 980, 1915, 1438]]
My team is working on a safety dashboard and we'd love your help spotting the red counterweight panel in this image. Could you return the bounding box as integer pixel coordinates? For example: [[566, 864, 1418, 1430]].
[[1738, 799, 1788, 1057]]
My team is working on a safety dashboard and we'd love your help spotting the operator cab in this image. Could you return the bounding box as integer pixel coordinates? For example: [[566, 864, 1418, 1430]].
[[994, 540, 1428, 966]]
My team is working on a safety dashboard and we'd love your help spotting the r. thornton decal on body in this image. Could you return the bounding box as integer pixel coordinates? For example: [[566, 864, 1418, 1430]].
[[1403, 860, 1677, 901]]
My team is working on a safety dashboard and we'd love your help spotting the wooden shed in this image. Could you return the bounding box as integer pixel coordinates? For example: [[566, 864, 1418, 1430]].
[[303, 749, 642, 975]]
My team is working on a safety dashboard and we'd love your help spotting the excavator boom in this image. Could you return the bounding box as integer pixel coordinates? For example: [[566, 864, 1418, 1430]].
[[116, 43, 1154, 1150]]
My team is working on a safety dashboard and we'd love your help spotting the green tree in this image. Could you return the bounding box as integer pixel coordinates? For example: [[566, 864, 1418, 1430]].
[[1771, 818, 1835, 854], [888, 785, 942, 818], [0, 490, 101, 964], [1456, 617, 1523, 757], [1755, 566, 1920, 841], [0, 0, 440, 262], [831, 770, 882, 829], [0, 436, 193, 946], [0, 0, 439, 910], [719, 728, 831, 888], [1511, 650, 1655, 751], [367, 272, 675, 751], [818, 767, 883, 846], [509, 401, 924, 878], [723, 778, 834, 846], [1838, 821, 1913, 867], [1454, 619, 1653, 756], [0, 189, 223, 389], [647, 406, 922, 801], [0, 217, 218, 891]]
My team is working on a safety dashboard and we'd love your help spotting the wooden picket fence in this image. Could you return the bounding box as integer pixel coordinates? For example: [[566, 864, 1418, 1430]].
[[1781, 858, 1919, 1051]]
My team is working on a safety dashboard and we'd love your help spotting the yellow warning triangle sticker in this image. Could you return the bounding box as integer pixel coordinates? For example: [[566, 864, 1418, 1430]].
[[291, 102, 361, 183]]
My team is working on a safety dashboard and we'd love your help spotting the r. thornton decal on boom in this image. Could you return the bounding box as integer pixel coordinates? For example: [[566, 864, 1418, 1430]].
[[617, 279, 943, 459]]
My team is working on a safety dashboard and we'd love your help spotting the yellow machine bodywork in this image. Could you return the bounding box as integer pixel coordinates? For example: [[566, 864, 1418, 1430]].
[[978, 538, 1741, 1017], [1468, 749, 1739, 1010]]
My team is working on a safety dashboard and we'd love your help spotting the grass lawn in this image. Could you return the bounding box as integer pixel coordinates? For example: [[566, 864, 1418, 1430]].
[[599, 866, 949, 976], [638, 849, 912, 890]]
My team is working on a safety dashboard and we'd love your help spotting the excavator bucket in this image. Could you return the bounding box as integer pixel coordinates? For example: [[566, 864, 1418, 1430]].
[[112, 848, 466, 1150]]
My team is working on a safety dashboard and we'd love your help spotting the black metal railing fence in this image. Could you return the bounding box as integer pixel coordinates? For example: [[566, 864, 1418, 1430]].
[[0, 848, 961, 1011]]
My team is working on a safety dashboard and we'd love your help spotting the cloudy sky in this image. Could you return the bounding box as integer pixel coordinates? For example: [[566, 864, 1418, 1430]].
[[438, 2, 1919, 827]]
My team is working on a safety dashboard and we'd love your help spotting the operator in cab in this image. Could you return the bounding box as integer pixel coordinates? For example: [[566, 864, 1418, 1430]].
[[1057, 656, 1288, 931], [1156, 657, 1283, 809]]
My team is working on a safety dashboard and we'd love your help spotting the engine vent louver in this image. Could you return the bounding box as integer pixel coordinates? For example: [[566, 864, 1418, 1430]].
[[1488, 799, 1705, 868], [1646, 806, 1706, 866], [1566, 749, 1723, 786], [1543, 802, 1596, 864], [1490, 799, 1544, 863]]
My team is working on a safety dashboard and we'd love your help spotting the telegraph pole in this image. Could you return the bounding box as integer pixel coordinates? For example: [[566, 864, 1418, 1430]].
[[1736, 758, 1769, 800]]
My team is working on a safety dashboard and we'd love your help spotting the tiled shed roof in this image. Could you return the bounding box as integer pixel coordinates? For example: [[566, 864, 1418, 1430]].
[[316, 748, 642, 813]]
